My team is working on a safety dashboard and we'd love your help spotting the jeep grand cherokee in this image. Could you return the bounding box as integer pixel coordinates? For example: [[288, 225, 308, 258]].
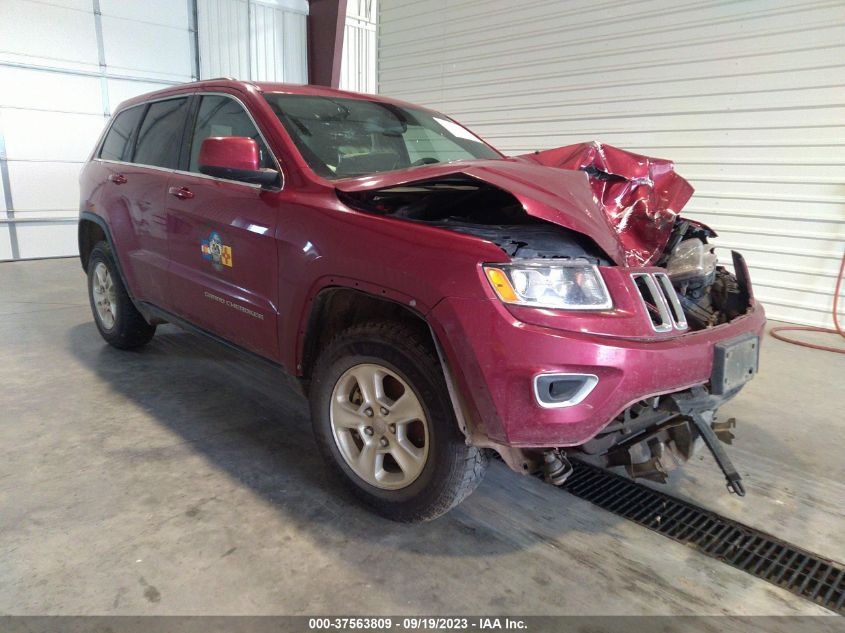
[[78, 80, 765, 521]]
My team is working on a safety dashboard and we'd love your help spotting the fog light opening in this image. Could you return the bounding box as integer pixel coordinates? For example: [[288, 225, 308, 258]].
[[533, 373, 598, 408]]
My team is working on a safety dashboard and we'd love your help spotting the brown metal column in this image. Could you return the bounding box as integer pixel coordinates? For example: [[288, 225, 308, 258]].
[[308, 0, 348, 87]]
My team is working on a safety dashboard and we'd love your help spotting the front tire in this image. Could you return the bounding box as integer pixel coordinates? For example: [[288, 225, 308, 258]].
[[87, 241, 156, 349], [309, 321, 487, 522]]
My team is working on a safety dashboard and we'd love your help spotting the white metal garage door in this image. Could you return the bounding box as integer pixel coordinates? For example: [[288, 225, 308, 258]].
[[378, 0, 845, 328], [0, 0, 308, 262], [0, 0, 197, 261]]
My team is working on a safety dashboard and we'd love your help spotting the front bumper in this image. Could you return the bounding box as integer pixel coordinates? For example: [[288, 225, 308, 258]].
[[430, 296, 766, 448]]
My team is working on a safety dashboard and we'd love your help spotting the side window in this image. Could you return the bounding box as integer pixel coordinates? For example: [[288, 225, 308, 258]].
[[99, 105, 144, 161], [189, 95, 274, 173], [133, 97, 190, 169]]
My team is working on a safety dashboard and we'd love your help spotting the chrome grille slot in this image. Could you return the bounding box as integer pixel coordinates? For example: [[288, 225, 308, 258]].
[[655, 272, 688, 330], [631, 272, 688, 332], [632, 273, 672, 332]]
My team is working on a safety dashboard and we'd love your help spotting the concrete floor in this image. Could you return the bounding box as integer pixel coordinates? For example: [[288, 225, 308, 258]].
[[1, 257, 843, 615]]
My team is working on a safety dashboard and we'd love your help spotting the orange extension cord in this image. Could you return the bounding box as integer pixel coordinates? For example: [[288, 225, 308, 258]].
[[769, 252, 845, 354]]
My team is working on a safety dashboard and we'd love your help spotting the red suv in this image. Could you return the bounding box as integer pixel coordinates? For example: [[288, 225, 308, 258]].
[[78, 80, 765, 521]]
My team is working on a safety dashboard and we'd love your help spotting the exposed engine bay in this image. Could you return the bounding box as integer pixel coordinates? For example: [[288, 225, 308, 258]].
[[337, 177, 612, 265], [659, 219, 752, 331]]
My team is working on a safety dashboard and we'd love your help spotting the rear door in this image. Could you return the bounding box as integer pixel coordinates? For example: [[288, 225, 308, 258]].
[[94, 101, 182, 306], [164, 92, 281, 357]]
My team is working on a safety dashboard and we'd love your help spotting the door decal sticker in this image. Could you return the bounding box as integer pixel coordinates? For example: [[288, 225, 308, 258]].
[[201, 231, 233, 270]]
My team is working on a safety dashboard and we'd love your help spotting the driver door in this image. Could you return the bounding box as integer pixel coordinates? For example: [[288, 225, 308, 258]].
[[165, 93, 281, 357]]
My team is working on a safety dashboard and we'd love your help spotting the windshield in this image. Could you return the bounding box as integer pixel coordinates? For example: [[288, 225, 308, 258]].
[[263, 94, 501, 179]]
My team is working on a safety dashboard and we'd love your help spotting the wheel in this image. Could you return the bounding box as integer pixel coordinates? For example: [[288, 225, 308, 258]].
[[87, 241, 156, 349], [309, 321, 488, 522]]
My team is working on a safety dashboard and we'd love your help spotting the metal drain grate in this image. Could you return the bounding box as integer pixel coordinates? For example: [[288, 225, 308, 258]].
[[560, 460, 845, 614]]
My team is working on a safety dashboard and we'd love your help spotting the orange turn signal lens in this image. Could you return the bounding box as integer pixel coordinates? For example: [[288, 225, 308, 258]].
[[484, 267, 518, 303]]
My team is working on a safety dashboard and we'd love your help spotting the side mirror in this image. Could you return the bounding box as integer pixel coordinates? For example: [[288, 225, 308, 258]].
[[198, 136, 279, 187]]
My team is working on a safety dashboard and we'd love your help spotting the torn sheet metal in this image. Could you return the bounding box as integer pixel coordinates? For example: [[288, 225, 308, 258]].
[[335, 160, 630, 266], [517, 142, 694, 266], [336, 142, 695, 267]]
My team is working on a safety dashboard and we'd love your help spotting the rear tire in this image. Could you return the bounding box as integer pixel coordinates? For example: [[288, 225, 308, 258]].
[[87, 241, 156, 349], [309, 321, 487, 522]]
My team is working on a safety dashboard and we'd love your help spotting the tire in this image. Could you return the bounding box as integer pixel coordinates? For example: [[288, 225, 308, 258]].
[[87, 241, 156, 349], [309, 320, 488, 522]]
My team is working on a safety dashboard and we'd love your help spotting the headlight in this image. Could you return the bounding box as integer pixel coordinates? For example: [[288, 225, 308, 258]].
[[483, 260, 612, 310]]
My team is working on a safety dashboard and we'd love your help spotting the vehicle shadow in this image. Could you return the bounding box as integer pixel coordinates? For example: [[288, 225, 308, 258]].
[[65, 321, 604, 559]]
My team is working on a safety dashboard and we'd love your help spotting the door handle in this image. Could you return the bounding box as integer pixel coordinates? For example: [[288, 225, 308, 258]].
[[168, 186, 194, 200], [108, 173, 127, 184]]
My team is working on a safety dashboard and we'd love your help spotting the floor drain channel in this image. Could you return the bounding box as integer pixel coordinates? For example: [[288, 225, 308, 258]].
[[560, 460, 845, 614]]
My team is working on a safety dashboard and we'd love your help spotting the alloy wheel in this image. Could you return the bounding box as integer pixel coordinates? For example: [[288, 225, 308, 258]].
[[91, 261, 117, 330], [329, 363, 430, 490]]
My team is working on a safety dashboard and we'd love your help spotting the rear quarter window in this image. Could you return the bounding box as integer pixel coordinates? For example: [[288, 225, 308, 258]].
[[98, 105, 144, 161]]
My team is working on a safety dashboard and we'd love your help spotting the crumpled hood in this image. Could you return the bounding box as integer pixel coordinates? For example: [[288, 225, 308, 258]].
[[334, 142, 694, 266], [517, 142, 694, 265]]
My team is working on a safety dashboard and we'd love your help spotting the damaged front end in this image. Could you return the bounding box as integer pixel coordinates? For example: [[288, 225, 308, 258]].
[[335, 142, 761, 495], [337, 142, 755, 335], [579, 386, 751, 496]]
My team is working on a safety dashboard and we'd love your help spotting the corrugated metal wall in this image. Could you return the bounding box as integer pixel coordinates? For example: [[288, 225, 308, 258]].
[[0, 0, 197, 261], [197, 0, 307, 83], [378, 0, 845, 328], [341, 0, 377, 93]]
